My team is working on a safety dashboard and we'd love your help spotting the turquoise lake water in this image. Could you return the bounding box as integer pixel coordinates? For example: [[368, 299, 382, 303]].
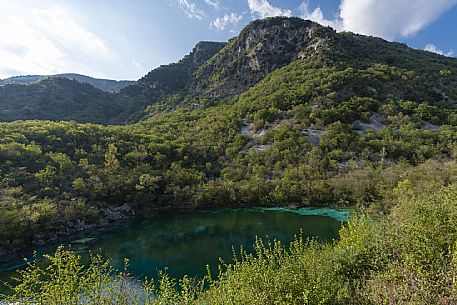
[[0, 208, 349, 290]]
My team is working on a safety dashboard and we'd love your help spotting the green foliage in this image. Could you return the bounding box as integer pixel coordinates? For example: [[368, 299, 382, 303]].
[[4, 185, 457, 304], [3, 248, 148, 305], [0, 16, 457, 270], [0, 78, 146, 124]]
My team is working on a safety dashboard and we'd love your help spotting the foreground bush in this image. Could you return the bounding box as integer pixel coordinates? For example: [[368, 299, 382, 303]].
[[3, 185, 457, 304]]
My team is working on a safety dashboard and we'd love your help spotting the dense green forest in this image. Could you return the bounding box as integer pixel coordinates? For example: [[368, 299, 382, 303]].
[[1, 17, 457, 253], [1, 16, 457, 303]]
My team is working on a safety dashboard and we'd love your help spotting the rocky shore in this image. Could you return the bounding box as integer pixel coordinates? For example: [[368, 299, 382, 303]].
[[0, 203, 135, 262]]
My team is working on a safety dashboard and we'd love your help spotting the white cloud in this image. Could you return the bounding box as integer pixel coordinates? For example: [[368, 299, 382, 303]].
[[132, 60, 144, 70], [339, 0, 457, 39], [294, 0, 457, 40], [299, 2, 342, 30], [424, 43, 454, 56], [247, 0, 292, 19], [211, 13, 243, 32], [205, 0, 220, 9], [176, 0, 206, 20], [0, 2, 117, 79]]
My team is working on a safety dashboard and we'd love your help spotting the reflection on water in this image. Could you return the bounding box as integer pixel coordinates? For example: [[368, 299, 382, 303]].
[[0, 208, 348, 289]]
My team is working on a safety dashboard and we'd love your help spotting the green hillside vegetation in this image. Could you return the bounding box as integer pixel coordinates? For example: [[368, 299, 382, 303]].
[[194, 18, 335, 97], [0, 42, 225, 125], [0, 78, 146, 124], [0, 16, 457, 303], [1, 18, 456, 126], [1, 58, 457, 251]]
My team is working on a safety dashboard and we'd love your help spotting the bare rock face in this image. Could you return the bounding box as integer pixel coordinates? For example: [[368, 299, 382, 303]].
[[102, 203, 134, 222], [119, 18, 338, 107], [194, 17, 336, 98]]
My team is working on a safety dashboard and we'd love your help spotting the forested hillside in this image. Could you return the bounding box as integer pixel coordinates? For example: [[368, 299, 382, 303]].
[[121, 41, 226, 100], [0, 16, 456, 266]]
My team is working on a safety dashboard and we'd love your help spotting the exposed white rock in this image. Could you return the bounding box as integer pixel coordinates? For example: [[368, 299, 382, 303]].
[[302, 128, 323, 145], [353, 114, 386, 135]]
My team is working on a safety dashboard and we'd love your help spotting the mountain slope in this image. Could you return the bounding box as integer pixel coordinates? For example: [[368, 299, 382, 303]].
[[0, 74, 134, 93], [0, 42, 226, 124], [0, 16, 457, 257], [191, 17, 457, 101], [193, 17, 336, 97], [121, 41, 226, 101], [0, 78, 126, 123], [2, 17, 456, 125]]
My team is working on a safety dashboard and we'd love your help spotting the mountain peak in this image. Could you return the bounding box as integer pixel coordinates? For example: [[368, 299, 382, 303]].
[[120, 40, 225, 100], [183, 41, 227, 66], [3, 16, 456, 126], [241, 16, 322, 33], [193, 17, 336, 98]]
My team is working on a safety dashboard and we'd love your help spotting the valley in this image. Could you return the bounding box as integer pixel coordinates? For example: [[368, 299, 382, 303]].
[[0, 16, 457, 304]]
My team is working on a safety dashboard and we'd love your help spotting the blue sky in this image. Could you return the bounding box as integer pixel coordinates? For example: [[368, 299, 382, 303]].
[[0, 0, 456, 80]]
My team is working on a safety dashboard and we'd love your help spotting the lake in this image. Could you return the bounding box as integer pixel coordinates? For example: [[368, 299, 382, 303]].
[[0, 207, 348, 291]]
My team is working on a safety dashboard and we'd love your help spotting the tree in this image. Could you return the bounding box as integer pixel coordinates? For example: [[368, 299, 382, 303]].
[[104, 144, 120, 174]]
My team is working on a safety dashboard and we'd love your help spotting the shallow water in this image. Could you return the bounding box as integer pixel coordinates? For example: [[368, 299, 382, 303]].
[[0, 207, 349, 290]]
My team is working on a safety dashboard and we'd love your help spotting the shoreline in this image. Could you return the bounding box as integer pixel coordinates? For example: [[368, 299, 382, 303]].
[[0, 204, 353, 268]]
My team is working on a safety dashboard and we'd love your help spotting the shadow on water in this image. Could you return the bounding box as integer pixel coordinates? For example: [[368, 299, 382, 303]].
[[0, 207, 350, 292]]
